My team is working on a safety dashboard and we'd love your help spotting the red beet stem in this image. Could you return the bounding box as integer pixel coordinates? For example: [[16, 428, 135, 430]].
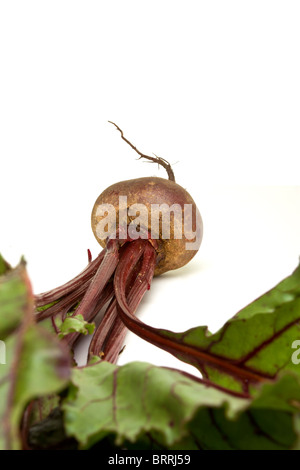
[[104, 242, 156, 363], [36, 278, 91, 322], [35, 249, 105, 307], [88, 241, 154, 362], [69, 238, 119, 321], [64, 281, 114, 348], [88, 296, 118, 359], [113, 239, 148, 311], [88, 239, 147, 359]]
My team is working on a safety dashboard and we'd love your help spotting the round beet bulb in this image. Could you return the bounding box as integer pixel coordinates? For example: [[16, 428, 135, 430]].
[[91, 176, 203, 275]]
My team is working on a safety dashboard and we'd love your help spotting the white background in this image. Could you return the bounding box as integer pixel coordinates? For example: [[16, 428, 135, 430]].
[[0, 1, 299, 374]]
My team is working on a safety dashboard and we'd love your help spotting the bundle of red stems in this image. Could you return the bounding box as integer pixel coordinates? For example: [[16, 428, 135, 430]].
[[35, 234, 158, 364]]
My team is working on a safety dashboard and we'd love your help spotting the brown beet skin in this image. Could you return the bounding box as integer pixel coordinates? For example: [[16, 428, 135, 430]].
[[91, 176, 203, 276]]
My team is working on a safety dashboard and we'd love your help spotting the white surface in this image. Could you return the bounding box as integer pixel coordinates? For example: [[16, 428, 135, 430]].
[[0, 2, 300, 374]]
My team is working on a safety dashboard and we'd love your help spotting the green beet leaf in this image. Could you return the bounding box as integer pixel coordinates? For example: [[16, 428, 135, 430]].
[[0, 254, 11, 276], [0, 258, 30, 339], [0, 259, 71, 450], [58, 314, 95, 339], [62, 360, 300, 450]]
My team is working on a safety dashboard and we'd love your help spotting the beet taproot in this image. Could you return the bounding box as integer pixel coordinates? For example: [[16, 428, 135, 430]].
[[91, 176, 202, 276]]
